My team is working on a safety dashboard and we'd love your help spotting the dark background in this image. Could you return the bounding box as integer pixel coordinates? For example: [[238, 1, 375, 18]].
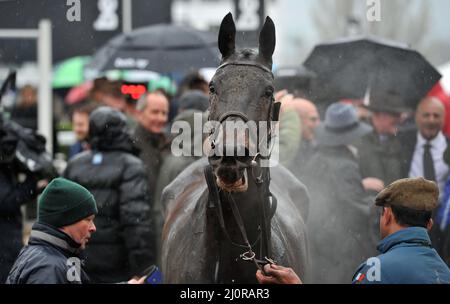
[[0, 0, 172, 64]]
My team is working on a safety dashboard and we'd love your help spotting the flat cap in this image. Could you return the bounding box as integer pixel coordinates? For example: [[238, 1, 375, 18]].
[[375, 177, 439, 211]]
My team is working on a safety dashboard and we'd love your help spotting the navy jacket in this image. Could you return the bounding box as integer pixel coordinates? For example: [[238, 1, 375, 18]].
[[6, 222, 90, 284], [352, 227, 450, 284]]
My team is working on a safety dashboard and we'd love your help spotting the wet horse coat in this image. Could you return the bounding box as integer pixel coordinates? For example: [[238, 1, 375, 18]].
[[161, 13, 310, 283], [161, 159, 310, 283]]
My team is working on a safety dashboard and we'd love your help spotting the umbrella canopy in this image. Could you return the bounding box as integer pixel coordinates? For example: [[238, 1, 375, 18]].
[[86, 24, 220, 76], [102, 69, 160, 83], [274, 65, 316, 98], [52, 56, 90, 89], [303, 36, 442, 109]]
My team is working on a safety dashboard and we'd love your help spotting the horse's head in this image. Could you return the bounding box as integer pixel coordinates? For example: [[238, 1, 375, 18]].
[[207, 13, 278, 192]]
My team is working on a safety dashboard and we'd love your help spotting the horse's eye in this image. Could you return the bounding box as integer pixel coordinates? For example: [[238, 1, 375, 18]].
[[209, 85, 216, 94], [264, 88, 274, 98]]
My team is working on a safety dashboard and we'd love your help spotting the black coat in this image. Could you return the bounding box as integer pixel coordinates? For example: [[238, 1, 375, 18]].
[[301, 146, 375, 283], [398, 128, 450, 177], [398, 129, 450, 265], [397, 128, 424, 178], [132, 125, 168, 195], [63, 108, 155, 283], [0, 163, 37, 283], [6, 222, 90, 284], [354, 131, 404, 186]]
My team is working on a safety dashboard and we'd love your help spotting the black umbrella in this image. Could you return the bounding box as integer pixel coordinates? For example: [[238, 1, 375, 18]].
[[274, 65, 316, 98], [303, 36, 442, 109], [86, 24, 220, 75]]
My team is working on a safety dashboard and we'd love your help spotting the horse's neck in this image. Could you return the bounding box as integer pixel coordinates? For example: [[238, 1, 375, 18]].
[[210, 175, 267, 283]]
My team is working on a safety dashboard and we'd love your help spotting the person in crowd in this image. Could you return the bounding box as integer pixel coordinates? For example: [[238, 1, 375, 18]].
[[271, 91, 302, 167], [400, 97, 448, 192], [89, 78, 127, 112], [257, 178, 450, 284], [436, 161, 450, 267], [177, 90, 209, 113], [6, 177, 144, 284], [0, 123, 38, 282], [154, 109, 208, 265], [300, 102, 374, 283], [10, 85, 38, 130], [177, 72, 209, 96], [133, 91, 170, 196], [63, 107, 154, 283], [283, 96, 320, 175], [399, 97, 450, 265], [68, 102, 98, 159], [148, 77, 177, 123], [355, 91, 407, 193]]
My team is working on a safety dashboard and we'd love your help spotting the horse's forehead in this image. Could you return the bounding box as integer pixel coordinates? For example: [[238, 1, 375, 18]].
[[232, 49, 259, 61], [213, 64, 272, 85]]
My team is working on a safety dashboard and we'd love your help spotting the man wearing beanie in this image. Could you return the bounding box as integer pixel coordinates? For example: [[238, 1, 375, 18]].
[[6, 178, 143, 284]]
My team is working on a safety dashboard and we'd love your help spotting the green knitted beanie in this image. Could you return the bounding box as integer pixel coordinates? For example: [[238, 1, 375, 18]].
[[38, 177, 98, 227]]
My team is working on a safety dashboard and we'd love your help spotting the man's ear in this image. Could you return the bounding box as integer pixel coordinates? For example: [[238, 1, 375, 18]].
[[427, 218, 434, 231], [384, 207, 393, 226]]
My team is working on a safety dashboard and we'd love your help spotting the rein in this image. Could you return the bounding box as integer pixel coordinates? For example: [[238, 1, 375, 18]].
[[204, 164, 277, 282]]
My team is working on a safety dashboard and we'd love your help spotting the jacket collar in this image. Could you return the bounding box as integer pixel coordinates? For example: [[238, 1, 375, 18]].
[[134, 125, 166, 147], [29, 222, 83, 256], [377, 227, 431, 254]]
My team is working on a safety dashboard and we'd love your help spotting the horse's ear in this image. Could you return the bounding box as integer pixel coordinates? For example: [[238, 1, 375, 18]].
[[218, 12, 236, 59], [258, 16, 276, 64]]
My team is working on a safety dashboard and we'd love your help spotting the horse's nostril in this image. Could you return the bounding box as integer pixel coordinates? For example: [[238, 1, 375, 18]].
[[217, 166, 239, 184]]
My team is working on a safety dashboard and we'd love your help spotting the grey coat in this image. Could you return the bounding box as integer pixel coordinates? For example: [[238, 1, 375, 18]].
[[302, 146, 375, 283]]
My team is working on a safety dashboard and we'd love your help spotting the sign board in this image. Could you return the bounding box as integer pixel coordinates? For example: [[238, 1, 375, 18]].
[[0, 0, 171, 64], [233, 0, 265, 48]]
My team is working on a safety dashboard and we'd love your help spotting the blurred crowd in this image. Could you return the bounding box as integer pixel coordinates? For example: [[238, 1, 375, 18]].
[[0, 71, 211, 283], [1, 68, 450, 283]]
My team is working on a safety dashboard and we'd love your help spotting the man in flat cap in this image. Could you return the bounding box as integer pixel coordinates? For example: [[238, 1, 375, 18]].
[[256, 177, 450, 284], [351, 177, 450, 284]]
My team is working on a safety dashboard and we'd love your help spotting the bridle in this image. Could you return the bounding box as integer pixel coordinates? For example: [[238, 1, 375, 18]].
[[208, 61, 281, 163], [204, 60, 281, 282], [217, 61, 274, 76]]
